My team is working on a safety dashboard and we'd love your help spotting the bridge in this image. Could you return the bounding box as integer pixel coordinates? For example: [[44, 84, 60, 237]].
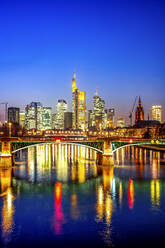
[[0, 137, 165, 167]]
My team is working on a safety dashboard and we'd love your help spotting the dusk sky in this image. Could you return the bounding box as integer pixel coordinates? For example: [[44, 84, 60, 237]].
[[0, 0, 165, 123]]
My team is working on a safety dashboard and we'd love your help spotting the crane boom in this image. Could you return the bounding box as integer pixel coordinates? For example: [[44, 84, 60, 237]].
[[129, 96, 137, 126], [131, 96, 137, 113]]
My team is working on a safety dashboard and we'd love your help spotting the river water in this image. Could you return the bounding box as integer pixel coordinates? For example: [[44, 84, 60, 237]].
[[0, 144, 165, 247]]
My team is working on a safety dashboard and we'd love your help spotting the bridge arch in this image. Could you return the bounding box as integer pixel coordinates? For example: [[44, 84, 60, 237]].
[[112, 142, 151, 153], [12, 141, 103, 154]]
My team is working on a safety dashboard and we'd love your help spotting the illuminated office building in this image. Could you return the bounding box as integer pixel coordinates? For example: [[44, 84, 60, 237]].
[[25, 102, 43, 130], [55, 99, 68, 130], [79, 91, 86, 130], [135, 97, 144, 123], [19, 111, 25, 128], [42, 107, 52, 130], [89, 91, 107, 129], [151, 105, 162, 123], [52, 113, 56, 129], [117, 117, 125, 128], [8, 107, 20, 124], [72, 74, 86, 130], [106, 109, 115, 128], [64, 112, 72, 130], [88, 110, 94, 128]]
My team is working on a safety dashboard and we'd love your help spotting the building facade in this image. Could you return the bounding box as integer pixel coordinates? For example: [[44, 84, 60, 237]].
[[55, 99, 68, 129], [117, 117, 125, 128], [64, 112, 72, 129], [25, 102, 43, 130], [19, 111, 25, 128], [88, 92, 107, 130], [151, 105, 162, 123], [72, 74, 86, 130], [106, 108, 115, 128], [42, 107, 52, 130], [8, 107, 20, 124]]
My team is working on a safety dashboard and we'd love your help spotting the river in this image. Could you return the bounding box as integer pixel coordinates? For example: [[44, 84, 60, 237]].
[[0, 144, 165, 247]]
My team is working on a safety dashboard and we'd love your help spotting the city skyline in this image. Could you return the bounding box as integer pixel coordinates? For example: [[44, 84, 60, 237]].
[[0, 0, 165, 122], [0, 76, 164, 124]]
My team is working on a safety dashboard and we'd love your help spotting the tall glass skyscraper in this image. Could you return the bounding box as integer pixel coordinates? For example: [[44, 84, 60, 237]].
[[19, 111, 25, 128], [72, 74, 86, 130], [42, 107, 52, 130], [25, 102, 43, 130], [8, 107, 20, 124], [55, 99, 68, 129], [89, 91, 107, 130]]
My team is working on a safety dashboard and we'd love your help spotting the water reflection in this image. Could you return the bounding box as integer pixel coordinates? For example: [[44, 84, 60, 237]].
[[0, 168, 14, 245], [70, 193, 79, 220], [13, 144, 98, 183], [96, 167, 114, 246], [128, 178, 134, 210], [0, 144, 165, 247], [151, 180, 160, 208], [53, 182, 64, 235]]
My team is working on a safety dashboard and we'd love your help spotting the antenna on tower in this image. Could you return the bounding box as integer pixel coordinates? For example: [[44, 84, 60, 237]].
[[95, 87, 98, 96], [74, 73, 76, 79]]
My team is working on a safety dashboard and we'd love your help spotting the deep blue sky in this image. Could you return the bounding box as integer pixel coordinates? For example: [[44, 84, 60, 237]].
[[0, 0, 165, 123]]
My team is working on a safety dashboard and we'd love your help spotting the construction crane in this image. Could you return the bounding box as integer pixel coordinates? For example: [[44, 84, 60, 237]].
[[129, 97, 137, 126], [0, 102, 8, 122]]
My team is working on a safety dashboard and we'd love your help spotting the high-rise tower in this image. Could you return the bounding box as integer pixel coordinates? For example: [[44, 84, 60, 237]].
[[25, 102, 43, 130], [55, 100, 68, 129], [72, 74, 86, 130], [8, 107, 20, 124], [151, 105, 162, 123], [135, 97, 144, 123]]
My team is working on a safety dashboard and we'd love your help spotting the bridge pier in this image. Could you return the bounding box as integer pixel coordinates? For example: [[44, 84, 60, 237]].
[[96, 139, 114, 166], [0, 140, 13, 168]]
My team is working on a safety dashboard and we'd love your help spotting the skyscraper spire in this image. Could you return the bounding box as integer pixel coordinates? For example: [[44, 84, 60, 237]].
[[72, 73, 77, 92], [95, 87, 98, 96]]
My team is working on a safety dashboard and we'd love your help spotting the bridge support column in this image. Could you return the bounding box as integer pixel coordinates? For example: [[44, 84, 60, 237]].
[[0, 140, 13, 168], [96, 139, 114, 166]]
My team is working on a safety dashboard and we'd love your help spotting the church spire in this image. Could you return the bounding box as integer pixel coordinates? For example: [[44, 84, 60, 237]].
[[135, 96, 144, 123]]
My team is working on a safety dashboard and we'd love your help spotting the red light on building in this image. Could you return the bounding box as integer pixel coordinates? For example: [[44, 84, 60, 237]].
[[54, 137, 62, 143]]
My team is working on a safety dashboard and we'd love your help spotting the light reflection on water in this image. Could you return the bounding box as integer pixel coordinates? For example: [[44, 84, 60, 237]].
[[0, 144, 165, 247]]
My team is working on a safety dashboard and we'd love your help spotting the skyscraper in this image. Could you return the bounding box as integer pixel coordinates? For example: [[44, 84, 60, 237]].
[[135, 97, 144, 123], [25, 102, 43, 130], [8, 107, 20, 124], [19, 111, 25, 128], [72, 74, 86, 130], [89, 91, 107, 129], [55, 99, 68, 129], [42, 107, 52, 130], [107, 109, 115, 128], [64, 112, 72, 130], [151, 105, 162, 123], [79, 91, 86, 130]]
